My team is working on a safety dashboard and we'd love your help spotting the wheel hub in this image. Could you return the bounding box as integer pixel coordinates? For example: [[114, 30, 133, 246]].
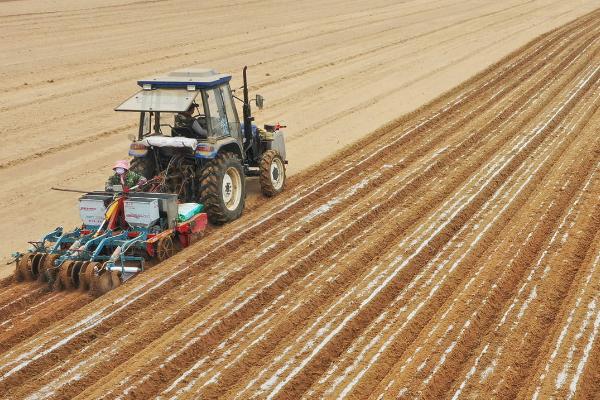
[[270, 158, 285, 190], [222, 166, 242, 211], [222, 173, 233, 203]]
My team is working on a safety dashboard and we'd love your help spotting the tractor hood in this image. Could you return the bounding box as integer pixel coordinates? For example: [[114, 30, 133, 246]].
[[115, 88, 200, 112]]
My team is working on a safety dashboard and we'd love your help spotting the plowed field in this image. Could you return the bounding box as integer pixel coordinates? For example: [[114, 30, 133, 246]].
[[1, 0, 598, 268], [2, 4, 600, 400]]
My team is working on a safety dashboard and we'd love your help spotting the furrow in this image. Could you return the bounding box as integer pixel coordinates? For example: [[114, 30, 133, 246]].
[[305, 57, 600, 400], [230, 58, 600, 400], [372, 70, 600, 399], [0, 284, 48, 323], [520, 225, 600, 399], [76, 28, 596, 400], [149, 26, 600, 400], [448, 151, 600, 398], [0, 292, 91, 356], [0, 13, 575, 390]]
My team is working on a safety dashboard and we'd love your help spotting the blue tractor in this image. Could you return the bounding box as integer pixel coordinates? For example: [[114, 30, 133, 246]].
[[117, 67, 287, 224], [11, 67, 287, 294]]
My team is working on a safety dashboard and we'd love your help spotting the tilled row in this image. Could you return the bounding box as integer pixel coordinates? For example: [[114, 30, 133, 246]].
[[1, 8, 600, 400], [168, 27, 600, 400], [228, 41, 600, 400], [371, 68, 600, 399], [303, 36, 600, 400], [0, 291, 90, 355], [523, 228, 600, 400], [451, 151, 600, 399], [0, 5, 579, 392]]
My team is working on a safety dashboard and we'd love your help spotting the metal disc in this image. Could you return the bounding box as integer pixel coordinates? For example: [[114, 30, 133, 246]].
[[15, 253, 34, 282], [90, 263, 121, 296], [41, 254, 60, 283], [30, 253, 46, 280], [56, 261, 75, 290], [79, 261, 96, 291]]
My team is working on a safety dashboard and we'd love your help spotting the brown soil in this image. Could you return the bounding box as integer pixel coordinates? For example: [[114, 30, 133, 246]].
[[0, 2, 599, 400]]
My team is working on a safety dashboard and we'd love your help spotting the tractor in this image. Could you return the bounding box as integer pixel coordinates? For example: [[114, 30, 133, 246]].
[[11, 67, 287, 294], [117, 67, 287, 224]]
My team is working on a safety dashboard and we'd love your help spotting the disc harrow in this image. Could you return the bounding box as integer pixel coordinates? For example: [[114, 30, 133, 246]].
[[12, 191, 207, 296]]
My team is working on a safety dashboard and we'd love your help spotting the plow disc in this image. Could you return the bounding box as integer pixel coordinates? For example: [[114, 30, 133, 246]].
[[50, 260, 122, 296], [30, 253, 46, 280], [79, 261, 97, 291], [15, 252, 48, 282], [15, 253, 34, 281], [55, 260, 84, 290], [55, 261, 74, 290], [40, 254, 60, 283], [90, 265, 121, 296], [15, 255, 126, 296]]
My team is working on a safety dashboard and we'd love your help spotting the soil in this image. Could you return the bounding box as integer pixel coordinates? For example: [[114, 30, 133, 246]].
[[0, 2, 599, 400], [1, 0, 598, 273]]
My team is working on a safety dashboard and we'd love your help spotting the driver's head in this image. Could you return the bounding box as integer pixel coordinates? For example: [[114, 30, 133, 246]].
[[183, 103, 196, 116], [113, 160, 130, 176]]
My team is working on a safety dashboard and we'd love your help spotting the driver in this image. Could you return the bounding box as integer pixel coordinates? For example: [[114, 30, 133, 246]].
[[173, 103, 207, 138], [105, 160, 147, 191]]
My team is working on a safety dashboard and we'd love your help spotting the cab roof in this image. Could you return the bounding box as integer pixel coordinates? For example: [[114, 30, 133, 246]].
[[115, 68, 232, 112], [115, 88, 200, 112], [137, 68, 232, 90]]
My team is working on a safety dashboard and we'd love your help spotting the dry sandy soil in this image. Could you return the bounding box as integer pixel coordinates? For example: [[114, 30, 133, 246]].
[[1, 1, 600, 400], [1, 0, 599, 273]]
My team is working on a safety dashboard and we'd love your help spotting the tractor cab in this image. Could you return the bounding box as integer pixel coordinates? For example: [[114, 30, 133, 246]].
[[116, 68, 251, 160], [112, 67, 287, 225]]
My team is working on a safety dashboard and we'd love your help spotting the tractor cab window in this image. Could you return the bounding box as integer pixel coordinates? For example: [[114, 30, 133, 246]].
[[138, 111, 208, 138], [120, 89, 207, 139], [139, 111, 159, 137], [220, 84, 241, 140], [167, 103, 209, 139], [204, 88, 230, 138]]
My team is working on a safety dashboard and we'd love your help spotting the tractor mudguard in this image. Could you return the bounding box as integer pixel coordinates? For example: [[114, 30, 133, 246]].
[[268, 130, 286, 162], [194, 137, 243, 160]]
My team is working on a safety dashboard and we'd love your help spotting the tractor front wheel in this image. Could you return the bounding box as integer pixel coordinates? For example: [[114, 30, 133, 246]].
[[259, 149, 286, 197], [198, 152, 246, 225]]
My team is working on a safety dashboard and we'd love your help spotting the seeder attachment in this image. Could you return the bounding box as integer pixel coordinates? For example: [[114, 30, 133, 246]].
[[13, 191, 207, 296]]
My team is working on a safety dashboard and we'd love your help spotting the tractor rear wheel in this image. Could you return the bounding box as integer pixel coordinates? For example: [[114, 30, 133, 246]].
[[198, 152, 246, 225], [130, 154, 155, 181], [259, 149, 286, 197]]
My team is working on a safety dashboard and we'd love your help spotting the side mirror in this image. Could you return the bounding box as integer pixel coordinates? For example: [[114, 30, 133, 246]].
[[255, 94, 264, 110]]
